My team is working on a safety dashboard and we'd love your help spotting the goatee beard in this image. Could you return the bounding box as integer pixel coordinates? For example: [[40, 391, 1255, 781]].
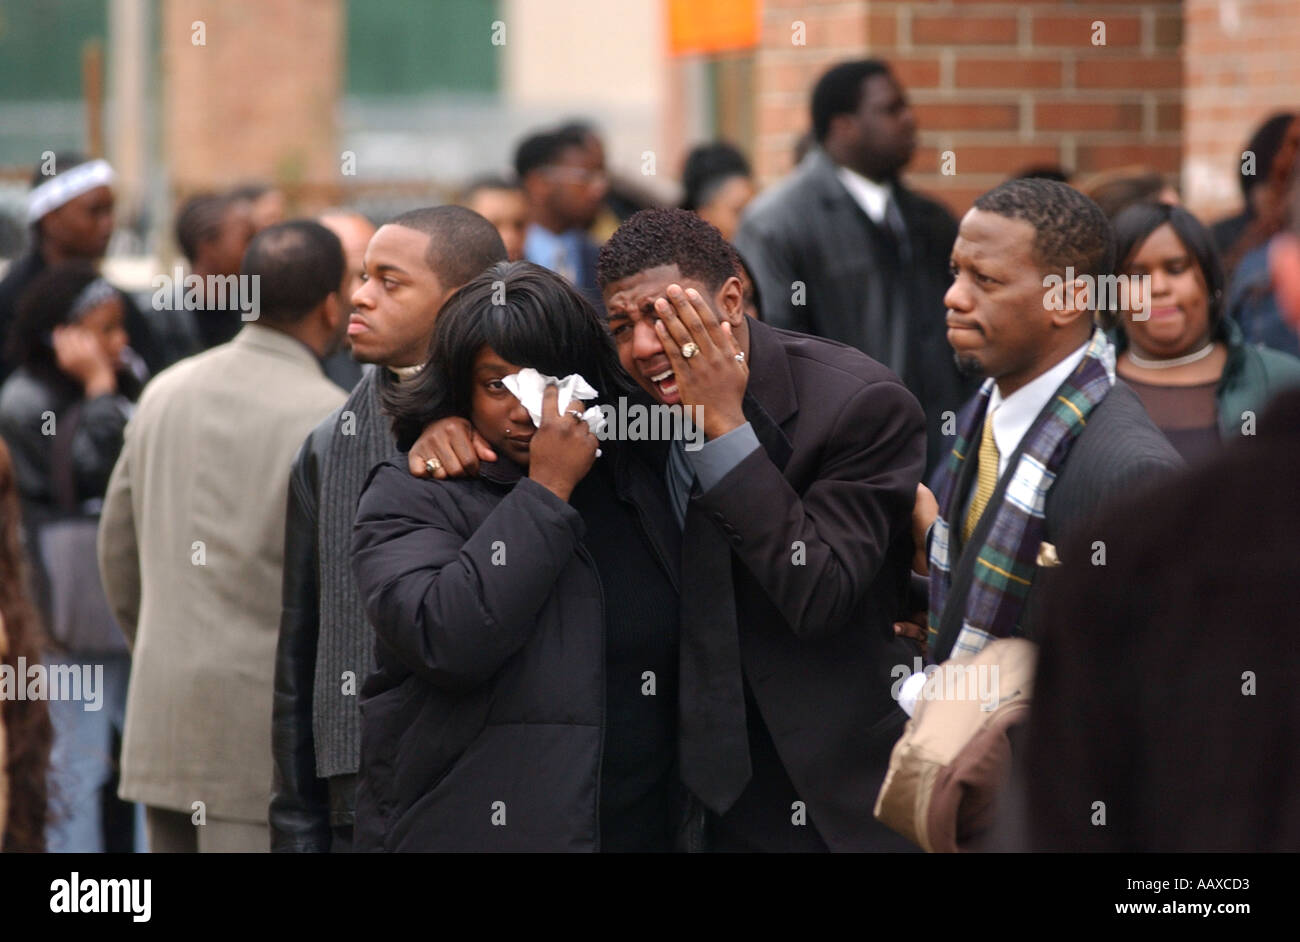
[[953, 353, 985, 378]]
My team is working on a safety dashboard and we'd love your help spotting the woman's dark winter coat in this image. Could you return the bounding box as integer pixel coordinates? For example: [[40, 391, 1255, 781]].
[[349, 444, 679, 852]]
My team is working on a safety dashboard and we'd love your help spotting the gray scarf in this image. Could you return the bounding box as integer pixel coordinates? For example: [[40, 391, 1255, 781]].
[[312, 367, 395, 777]]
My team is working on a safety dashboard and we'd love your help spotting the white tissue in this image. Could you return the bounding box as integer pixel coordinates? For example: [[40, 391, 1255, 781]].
[[898, 671, 929, 718], [501, 368, 608, 444]]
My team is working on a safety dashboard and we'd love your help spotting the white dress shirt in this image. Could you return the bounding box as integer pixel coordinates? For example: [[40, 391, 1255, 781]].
[[835, 165, 892, 225], [985, 340, 1091, 480], [897, 341, 1094, 707]]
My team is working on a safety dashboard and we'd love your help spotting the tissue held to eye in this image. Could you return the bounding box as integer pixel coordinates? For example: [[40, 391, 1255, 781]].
[[468, 348, 601, 494], [499, 366, 707, 454], [502, 367, 608, 437]]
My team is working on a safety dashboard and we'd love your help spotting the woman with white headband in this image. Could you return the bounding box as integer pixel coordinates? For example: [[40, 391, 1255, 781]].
[[0, 153, 163, 385], [0, 259, 146, 853]]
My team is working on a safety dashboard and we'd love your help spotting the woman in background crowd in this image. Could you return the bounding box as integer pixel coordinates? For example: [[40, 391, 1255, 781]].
[[1225, 116, 1300, 357], [682, 143, 762, 318], [1076, 165, 1179, 220], [681, 142, 756, 243], [1210, 111, 1296, 260], [0, 260, 146, 852], [0, 153, 164, 386], [1110, 201, 1300, 464]]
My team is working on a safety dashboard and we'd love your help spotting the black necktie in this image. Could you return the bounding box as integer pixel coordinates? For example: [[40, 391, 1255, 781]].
[[883, 192, 910, 262], [677, 504, 752, 815], [871, 195, 912, 385]]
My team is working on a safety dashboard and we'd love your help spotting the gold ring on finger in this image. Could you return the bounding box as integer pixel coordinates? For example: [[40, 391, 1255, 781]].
[[681, 342, 700, 359]]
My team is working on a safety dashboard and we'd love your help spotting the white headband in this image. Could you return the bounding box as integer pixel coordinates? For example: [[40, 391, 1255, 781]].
[[68, 277, 119, 321], [26, 159, 115, 225]]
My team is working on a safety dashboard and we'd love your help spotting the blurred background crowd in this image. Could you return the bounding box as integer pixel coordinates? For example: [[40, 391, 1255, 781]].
[[0, 0, 1298, 854]]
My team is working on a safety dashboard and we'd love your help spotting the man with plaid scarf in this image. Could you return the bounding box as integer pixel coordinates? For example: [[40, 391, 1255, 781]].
[[903, 179, 1181, 668]]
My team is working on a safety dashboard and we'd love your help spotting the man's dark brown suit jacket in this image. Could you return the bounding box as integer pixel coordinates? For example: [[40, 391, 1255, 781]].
[[682, 317, 926, 851]]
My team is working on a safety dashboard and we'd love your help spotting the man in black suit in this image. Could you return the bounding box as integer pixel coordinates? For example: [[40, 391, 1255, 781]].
[[594, 210, 926, 852], [900, 179, 1182, 665], [408, 210, 928, 851], [735, 59, 972, 475]]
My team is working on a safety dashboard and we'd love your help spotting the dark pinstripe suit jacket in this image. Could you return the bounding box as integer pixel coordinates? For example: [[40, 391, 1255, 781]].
[[932, 380, 1183, 662], [734, 149, 975, 475]]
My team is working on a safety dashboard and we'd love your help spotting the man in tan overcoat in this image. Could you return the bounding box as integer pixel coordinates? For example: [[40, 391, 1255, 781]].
[[98, 221, 348, 852]]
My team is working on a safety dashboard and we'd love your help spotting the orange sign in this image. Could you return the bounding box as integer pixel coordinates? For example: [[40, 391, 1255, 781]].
[[668, 0, 759, 56]]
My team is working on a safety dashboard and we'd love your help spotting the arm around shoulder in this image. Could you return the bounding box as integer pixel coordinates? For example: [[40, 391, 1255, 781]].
[[349, 464, 586, 691]]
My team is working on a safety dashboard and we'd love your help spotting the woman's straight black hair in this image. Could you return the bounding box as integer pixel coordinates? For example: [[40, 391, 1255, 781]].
[[1110, 201, 1226, 332], [385, 260, 634, 452]]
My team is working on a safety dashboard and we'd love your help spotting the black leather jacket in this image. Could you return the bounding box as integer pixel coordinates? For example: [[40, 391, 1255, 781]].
[[0, 366, 137, 646], [270, 415, 354, 852]]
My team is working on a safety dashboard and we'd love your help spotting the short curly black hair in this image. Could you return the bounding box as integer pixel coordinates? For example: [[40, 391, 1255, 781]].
[[681, 142, 751, 212], [175, 191, 238, 262], [596, 208, 741, 292], [811, 59, 891, 143], [973, 178, 1115, 281]]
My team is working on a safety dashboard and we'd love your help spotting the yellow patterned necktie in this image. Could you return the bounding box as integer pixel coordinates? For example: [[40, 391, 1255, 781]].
[[963, 406, 1000, 543]]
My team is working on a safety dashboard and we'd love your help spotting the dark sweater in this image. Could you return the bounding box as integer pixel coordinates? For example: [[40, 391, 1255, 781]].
[[571, 459, 680, 852]]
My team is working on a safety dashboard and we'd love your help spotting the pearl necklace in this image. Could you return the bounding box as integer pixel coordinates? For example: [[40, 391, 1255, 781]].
[[1127, 343, 1215, 370], [387, 363, 425, 380]]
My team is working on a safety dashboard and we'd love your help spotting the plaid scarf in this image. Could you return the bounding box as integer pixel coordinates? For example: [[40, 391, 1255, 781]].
[[928, 328, 1116, 659]]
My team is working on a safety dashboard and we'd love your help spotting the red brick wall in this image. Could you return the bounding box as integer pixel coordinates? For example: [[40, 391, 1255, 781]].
[[163, 0, 342, 199], [1183, 0, 1300, 223], [753, 0, 1184, 216]]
